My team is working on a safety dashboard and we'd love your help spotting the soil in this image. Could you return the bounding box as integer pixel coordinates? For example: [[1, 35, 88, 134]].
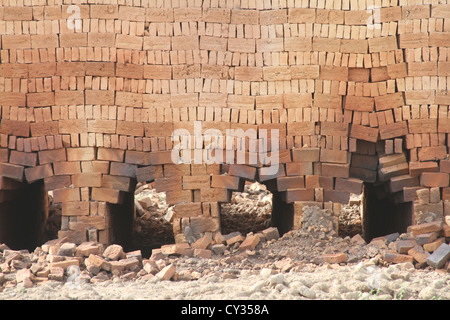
[[0, 183, 447, 301]]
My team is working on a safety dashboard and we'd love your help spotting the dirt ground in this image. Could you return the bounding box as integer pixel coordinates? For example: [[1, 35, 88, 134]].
[[0, 182, 448, 301]]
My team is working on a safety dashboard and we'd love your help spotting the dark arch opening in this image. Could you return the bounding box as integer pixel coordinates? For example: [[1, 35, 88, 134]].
[[362, 183, 414, 242], [0, 180, 49, 252]]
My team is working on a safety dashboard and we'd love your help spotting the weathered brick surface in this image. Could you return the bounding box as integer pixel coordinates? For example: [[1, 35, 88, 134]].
[[0, 1, 449, 249]]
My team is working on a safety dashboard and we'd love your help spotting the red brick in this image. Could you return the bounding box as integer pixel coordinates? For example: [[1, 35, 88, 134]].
[[24, 164, 53, 182], [72, 173, 102, 188], [91, 188, 124, 204], [420, 172, 449, 187], [0, 163, 24, 181], [38, 149, 66, 165], [321, 253, 347, 264], [52, 188, 81, 203], [211, 175, 240, 190], [10, 151, 37, 167]]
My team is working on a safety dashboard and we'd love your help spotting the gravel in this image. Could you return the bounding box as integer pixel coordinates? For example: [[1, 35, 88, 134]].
[[1, 260, 448, 300]]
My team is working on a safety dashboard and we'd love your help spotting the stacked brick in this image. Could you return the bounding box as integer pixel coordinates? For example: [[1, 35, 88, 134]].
[[0, 0, 449, 245]]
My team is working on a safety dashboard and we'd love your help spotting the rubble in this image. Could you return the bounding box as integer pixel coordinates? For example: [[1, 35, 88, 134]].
[[0, 204, 447, 293]]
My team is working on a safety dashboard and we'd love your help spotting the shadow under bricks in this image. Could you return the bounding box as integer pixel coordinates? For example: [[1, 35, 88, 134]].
[[0, 180, 49, 252], [362, 183, 414, 243]]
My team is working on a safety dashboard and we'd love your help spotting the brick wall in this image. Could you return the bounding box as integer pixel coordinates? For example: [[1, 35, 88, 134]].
[[0, 0, 449, 245]]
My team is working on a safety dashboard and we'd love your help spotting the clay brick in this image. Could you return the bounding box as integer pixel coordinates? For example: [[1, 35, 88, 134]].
[[0, 93, 26, 107], [25, 164, 53, 182], [231, 9, 259, 24], [87, 120, 116, 134], [420, 173, 449, 188], [228, 38, 256, 53], [340, 39, 368, 54], [408, 246, 430, 266], [277, 176, 305, 191], [423, 238, 446, 253], [320, 66, 348, 82], [90, 5, 118, 19], [418, 146, 447, 161], [173, 8, 201, 22], [368, 36, 398, 53], [405, 89, 435, 104], [62, 201, 89, 216], [239, 235, 260, 251], [3, 6, 33, 20], [383, 251, 414, 264], [156, 264, 176, 281], [374, 92, 405, 111], [27, 92, 55, 107], [85, 62, 115, 77], [320, 149, 348, 164], [10, 151, 37, 167], [88, 33, 116, 48], [85, 90, 115, 105], [396, 239, 416, 254], [345, 96, 375, 112], [97, 148, 124, 162], [143, 65, 172, 80], [284, 188, 315, 203], [147, 8, 174, 22], [52, 188, 80, 203], [1, 35, 31, 50], [200, 36, 227, 52], [256, 38, 284, 52], [54, 91, 85, 106], [110, 162, 137, 178], [57, 62, 86, 76], [379, 121, 408, 140], [335, 178, 363, 195], [427, 243, 450, 269], [322, 163, 350, 178], [202, 8, 231, 23], [323, 190, 350, 204], [224, 166, 254, 183], [91, 188, 124, 204], [288, 8, 316, 23], [102, 175, 133, 192], [58, 120, 87, 135], [38, 149, 66, 165], [119, 5, 146, 21], [0, 120, 29, 137], [211, 175, 240, 190], [72, 173, 102, 188], [59, 34, 87, 48], [321, 253, 347, 264], [409, 221, 443, 236], [67, 148, 95, 162], [172, 35, 199, 51], [0, 163, 24, 181], [201, 188, 230, 203], [115, 92, 143, 108], [115, 34, 143, 50], [53, 162, 81, 176], [399, 33, 429, 49]]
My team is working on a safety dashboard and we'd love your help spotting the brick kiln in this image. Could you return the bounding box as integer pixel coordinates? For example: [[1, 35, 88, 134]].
[[0, 1, 449, 251]]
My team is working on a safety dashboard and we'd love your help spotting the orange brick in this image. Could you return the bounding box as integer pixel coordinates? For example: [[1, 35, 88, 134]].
[[420, 172, 449, 187], [72, 173, 102, 188]]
